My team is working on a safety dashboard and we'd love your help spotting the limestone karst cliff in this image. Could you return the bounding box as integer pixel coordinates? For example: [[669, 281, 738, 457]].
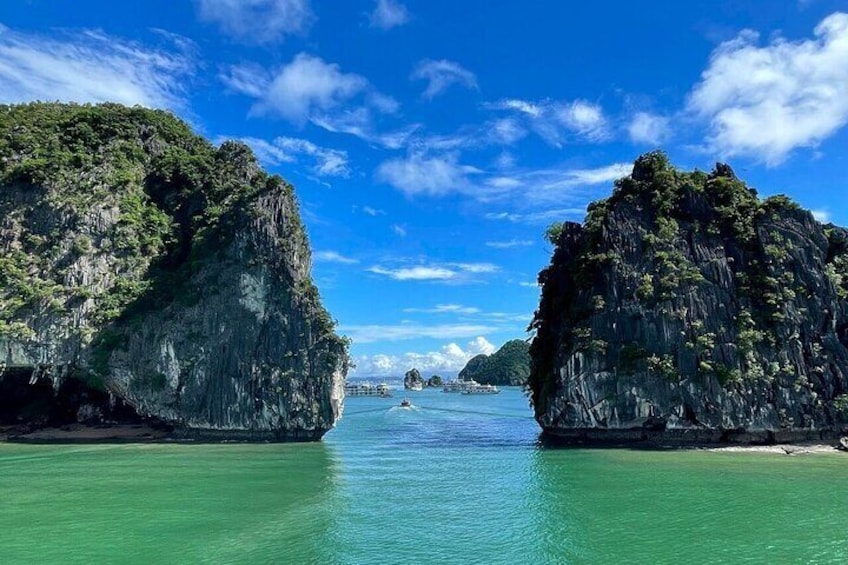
[[0, 103, 348, 440], [529, 152, 848, 444]]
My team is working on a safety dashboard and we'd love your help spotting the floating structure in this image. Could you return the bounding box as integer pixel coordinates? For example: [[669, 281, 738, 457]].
[[443, 378, 499, 394], [344, 382, 393, 397]]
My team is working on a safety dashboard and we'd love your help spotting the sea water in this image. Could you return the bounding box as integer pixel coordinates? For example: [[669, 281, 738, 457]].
[[1, 387, 847, 563]]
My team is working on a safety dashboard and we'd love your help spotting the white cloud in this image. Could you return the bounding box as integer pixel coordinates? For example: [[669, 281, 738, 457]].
[[376, 152, 630, 203], [362, 206, 385, 216], [488, 117, 527, 145], [367, 262, 499, 282], [222, 53, 408, 148], [0, 26, 194, 110], [485, 208, 586, 224], [376, 152, 479, 196], [403, 304, 481, 314], [196, 0, 313, 44], [411, 59, 478, 99], [368, 266, 456, 281], [688, 12, 848, 164], [492, 99, 543, 117], [226, 53, 368, 122], [341, 323, 496, 343], [811, 209, 830, 222], [628, 111, 671, 145], [369, 0, 410, 30], [486, 98, 609, 145], [449, 262, 499, 274], [314, 251, 358, 264], [555, 100, 609, 141], [391, 224, 407, 237], [312, 111, 417, 149], [350, 337, 497, 375], [225, 135, 349, 176], [536, 162, 632, 189], [485, 239, 534, 249], [518, 281, 539, 288]]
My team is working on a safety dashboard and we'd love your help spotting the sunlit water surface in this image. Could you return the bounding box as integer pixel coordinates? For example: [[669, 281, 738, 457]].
[[2, 387, 847, 563]]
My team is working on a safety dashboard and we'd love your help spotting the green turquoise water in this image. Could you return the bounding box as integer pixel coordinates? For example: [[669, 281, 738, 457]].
[[2, 387, 847, 564]]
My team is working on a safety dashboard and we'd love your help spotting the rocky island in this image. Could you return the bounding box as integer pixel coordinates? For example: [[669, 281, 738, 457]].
[[459, 339, 530, 386], [528, 152, 848, 445], [0, 103, 349, 442]]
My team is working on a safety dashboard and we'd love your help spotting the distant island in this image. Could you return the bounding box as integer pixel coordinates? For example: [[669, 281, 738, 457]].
[[459, 340, 530, 386], [528, 152, 848, 445]]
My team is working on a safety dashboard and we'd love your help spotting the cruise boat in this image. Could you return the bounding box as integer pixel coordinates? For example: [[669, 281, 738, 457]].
[[461, 383, 500, 395], [344, 382, 393, 397], [443, 378, 498, 394]]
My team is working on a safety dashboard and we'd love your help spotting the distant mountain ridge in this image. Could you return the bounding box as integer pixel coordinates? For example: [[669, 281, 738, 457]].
[[459, 340, 530, 386]]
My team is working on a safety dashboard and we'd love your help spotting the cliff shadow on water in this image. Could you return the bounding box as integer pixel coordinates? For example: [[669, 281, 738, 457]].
[[528, 151, 848, 447]]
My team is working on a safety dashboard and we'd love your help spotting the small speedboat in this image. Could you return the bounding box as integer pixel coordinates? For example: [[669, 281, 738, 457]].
[[400, 398, 412, 408]]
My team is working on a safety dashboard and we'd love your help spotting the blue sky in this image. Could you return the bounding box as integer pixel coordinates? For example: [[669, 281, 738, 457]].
[[1, 1, 847, 376]]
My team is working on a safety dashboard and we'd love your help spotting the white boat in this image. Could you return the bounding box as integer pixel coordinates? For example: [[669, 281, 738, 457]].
[[344, 382, 393, 397], [443, 378, 498, 394], [461, 383, 500, 395]]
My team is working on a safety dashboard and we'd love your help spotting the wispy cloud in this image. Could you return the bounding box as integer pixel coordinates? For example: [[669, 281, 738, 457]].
[[376, 151, 481, 196], [376, 153, 630, 203], [341, 323, 496, 343], [351, 337, 497, 374], [811, 209, 830, 222], [221, 53, 408, 147], [362, 206, 385, 216], [222, 135, 349, 176], [368, 265, 456, 281], [486, 98, 609, 145], [627, 111, 671, 145], [196, 0, 313, 44], [313, 250, 359, 264], [368, 0, 410, 30], [485, 239, 534, 249], [367, 261, 499, 282], [0, 26, 194, 110], [222, 53, 369, 122], [411, 59, 478, 99], [391, 224, 407, 237], [403, 304, 481, 314], [485, 208, 586, 224], [687, 12, 848, 164]]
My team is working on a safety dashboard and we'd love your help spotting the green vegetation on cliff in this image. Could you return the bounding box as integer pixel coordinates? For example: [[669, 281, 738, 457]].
[[459, 339, 530, 386], [529, 152, 848, 437]]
